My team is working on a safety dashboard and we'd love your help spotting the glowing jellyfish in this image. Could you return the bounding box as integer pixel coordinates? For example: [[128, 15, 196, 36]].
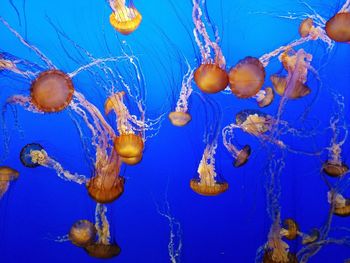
[[328, 191, 350, 217], [30, 70, 74, 113], [192, 0, 228, 94], [190, 144, 228, 196], [85, 204, 121, 259], [69, 220, 97, 248], [109, 0, 142, 35], [0, 166, 19, 198], [105, 91, 144, 165], [228, 57, 266, 98], [20, 143, 44, 168], [169, 62, 194, 127]]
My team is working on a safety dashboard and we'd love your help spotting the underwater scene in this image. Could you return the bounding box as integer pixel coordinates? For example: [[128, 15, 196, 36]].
[[0, 0, 350, 262]]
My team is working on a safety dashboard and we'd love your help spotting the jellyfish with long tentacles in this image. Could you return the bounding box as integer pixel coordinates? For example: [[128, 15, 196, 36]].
[[192, 0, 228, 94], [85, 204, 121, 259], [108, 0, 142, 35], [325, 0, 350, 43], [169, 59, 194, 127], [0, 166, 19, 199], [190, 96, 228, 196], [322, 93, 349, 177]]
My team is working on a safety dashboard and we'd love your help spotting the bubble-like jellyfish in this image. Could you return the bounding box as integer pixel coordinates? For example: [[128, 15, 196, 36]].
[[325, 0, 350, 42], [263, 215, 298, 263], [0, 166, 19, 199], [228, 57, 266, 99], [328, 192, 350, 217], [69, 220, 97, 248], [169, 60, 194, 127], [192, 0, 228, 94], [190, 98, 228, 196], [108, 0, 142, 35], [323, 93, 349, 177], [85, 204, 121, 259], [20, 143, 88, 184]]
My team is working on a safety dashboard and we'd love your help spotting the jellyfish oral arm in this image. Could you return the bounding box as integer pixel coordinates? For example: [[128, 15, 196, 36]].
[[340, 0, 350, 13], [175, 67, 194, 113], [95, 204, 111, 245], [0, 181, 10, 199]]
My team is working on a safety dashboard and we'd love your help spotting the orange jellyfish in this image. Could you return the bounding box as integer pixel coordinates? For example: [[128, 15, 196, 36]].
[[109, 0, 142, 35], [0, 166, 19, 199], [326, 9, 350, 43], [30, 69, 74, 113], [105, 91, 144, 165], [169, 63, 194, 127], [228, 57, 266, 98], [190, 143, 228, 196], [328, 191, 350, 217], [279, 218, 319, 245], [85, 204, 121, 259], [192, 0, 228, 94], [254, 87, 275, 108], [69, 220, 97, 248]]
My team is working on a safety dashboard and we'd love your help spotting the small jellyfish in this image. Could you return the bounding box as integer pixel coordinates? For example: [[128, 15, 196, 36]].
[[69, 220, 97, 248], [254, 87, 275, 108], [85, 204, 121, 259], [236, 109, 272, 136], [280, 218, 319, 245], [109, 0, 142, 35], [168, 111, 192, 127], [20, 143, 44, 168], [228, 57, 266, 98], [270, 74, 310, 99], [0, 166, 19, 198], [299, 18, 314, 38], [328, 191, 350, 217], [194, 64, 229, 94], [114, 133, 144, 158], [190, 143, 228, 196], [325, 12, 350, 42], [300, 229, 320, 245], [30, 70, 74, 112]]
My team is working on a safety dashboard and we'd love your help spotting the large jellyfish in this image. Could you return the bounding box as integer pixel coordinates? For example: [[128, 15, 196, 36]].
[[192, 0, 228, 94], [0, 166, 19, 199], [325, 0, 350, 42], [108, 0, 142, 35]]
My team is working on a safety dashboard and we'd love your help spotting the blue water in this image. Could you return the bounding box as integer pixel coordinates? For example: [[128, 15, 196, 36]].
[[0, 0, 350, 262]]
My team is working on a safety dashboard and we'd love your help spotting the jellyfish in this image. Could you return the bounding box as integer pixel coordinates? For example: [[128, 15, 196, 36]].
[[192, 0, 228, 94], [0, 166, 19, 199], [254, 87, 275, 108], [323, 93, 349, 177], [169, 61, 194, 127], [328, 191, 350, 217], [69, 220, 97, 248], [85, 204, 121, 259], [263, 215, 298, 263], [280, 219, 320, 245], [325, 7, 350, 42], [108, 0, 142, 35], [228, 57, 266, 99], [20, 143, 88, 184]]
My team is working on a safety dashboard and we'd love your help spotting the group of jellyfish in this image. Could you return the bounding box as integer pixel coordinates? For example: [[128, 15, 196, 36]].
[[0, 0, 350, 262]]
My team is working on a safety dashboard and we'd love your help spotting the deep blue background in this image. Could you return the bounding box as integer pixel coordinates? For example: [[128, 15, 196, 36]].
[[0, 0, 350, 262]]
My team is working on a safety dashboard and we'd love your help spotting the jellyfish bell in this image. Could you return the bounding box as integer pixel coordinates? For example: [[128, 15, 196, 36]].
[[109, 0, 142, 35], [189, 178, 228, 196], [270, 74, 310, 99], [69, 220, 97, 248], [0, 166, 19, 198], [325, 12, 350, 42], [257, 87, 274, 108], [328, 192, 350, 217], [87, 175, 125, 204], [334, 199, 350, 217], [234, 145, 251, 168], [228, 57, 265, 98], [282, 219, 299, 240], [85, 243, 121, 259], [114, 133, 144, 158], [193, 63, 229, 94], [322, 161, 349, 177], [168, 111, 192, 127], [299, 18, 314, 38], [302, 228, 320, 245], [20, 143, 45, 168], [30, 70, 74, 113]]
